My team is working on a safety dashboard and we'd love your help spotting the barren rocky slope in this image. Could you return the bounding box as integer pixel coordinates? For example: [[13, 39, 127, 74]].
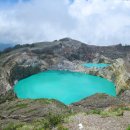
[[0, 38, 130, 129]]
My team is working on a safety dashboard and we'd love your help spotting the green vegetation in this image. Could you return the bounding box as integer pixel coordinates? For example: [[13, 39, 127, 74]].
[[126, 125, 130, 130], [87, 109, 101, 115], [35, 99, 53, 104], [3, 123, 24, 130], [3, 123, 35, 130], [15, 103, 28, 109], [101, 108, 123, 117], [57, 125, 69, 130], [7, 102, 28, 110], [87, 105, 130, 117], [3, 114, 68, 130]]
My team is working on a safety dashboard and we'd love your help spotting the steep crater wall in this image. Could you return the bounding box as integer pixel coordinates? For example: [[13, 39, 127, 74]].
[[76, 58, 130, 95], [0, 38, 130, 96]]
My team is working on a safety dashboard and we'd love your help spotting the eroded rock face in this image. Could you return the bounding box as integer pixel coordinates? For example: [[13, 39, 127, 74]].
[[120, 90, 130, 103], [51, 57, 130, 95], [72, 94, 123, 110], [97, 59, 130, 94], [0, 48, 66, 94], [96, 58, 130, 95], [0, 51, 48, 94]]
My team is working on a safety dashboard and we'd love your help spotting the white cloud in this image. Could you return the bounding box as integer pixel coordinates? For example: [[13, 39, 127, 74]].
[[0, 0, 130, 45]]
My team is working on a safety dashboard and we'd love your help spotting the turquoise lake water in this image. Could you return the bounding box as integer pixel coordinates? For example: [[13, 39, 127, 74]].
[[83, 63, 110, 68], [14, 70, 116, 105]]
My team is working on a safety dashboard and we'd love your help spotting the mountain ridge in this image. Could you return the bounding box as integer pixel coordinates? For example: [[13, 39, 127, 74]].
[[0, 43, 13, 51], [0, 38, 130, 129]]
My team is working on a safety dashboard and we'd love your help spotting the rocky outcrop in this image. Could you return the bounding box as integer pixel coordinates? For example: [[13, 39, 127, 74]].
[[72, 94, 123, 110], [97, 59, 130, 94], [0, 49, 65, 94], [0, 98, 71, 129], [120, 90, 130, 103], [0, 51, 48, 94], [0, 90, 16, 104], [92, 53, 114, 63], [71, 58, 130, 95]]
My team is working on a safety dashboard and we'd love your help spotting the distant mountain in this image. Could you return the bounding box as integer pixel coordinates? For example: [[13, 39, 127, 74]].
[[0, 43, 13, 51]]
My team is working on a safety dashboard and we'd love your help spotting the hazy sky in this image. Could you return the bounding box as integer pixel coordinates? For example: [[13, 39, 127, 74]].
[[0, 0, 130, 45]]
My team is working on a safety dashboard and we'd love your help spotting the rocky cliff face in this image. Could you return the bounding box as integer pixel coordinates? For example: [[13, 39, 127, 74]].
[[50, 53, 130, 95], [0, 38, 130, 95], [76, 58, 130, 95], [96, 59, 130, 94]]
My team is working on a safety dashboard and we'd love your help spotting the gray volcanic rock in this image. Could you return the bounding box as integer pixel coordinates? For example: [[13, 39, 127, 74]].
[[96, 59, 130, 94], [80, 58, 130, 94], [0, 98, 70, 129], [120, 90, 130, 103], [72, 94, 123, 110]]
